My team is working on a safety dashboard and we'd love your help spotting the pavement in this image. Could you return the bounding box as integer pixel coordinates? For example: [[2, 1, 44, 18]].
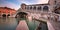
[[49, 20, 60, 30]]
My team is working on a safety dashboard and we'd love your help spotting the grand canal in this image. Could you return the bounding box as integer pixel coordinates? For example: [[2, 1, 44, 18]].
[[0, 17, 48, 30]]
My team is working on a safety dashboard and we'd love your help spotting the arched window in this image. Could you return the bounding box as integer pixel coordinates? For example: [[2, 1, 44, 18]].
[[26, 6, 29, 10], [30, 6, 32, 9], [2, 14, 6, 17], [43, 6, 49, 11], [38, 6, 41, 10], [7, 14, 10, 16], [33, 6, 36, 10]]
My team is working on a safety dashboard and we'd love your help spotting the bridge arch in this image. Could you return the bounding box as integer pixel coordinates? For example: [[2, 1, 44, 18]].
[[43, 6, 49, 11], [15, 12, 29, 18], [2, 14, 6, 17]]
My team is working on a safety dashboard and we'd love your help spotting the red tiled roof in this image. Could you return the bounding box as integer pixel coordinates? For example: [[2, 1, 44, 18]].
[[0, 7, 16, 10]]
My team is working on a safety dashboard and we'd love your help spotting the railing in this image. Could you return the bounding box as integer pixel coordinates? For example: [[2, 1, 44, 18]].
[[17, 9, 60, 22], [32, 12, 60, 22]]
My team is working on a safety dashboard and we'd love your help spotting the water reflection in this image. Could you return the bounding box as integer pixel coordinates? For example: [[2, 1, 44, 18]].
[[27, 20, 40, 30], [0, 18, 18, 30], [0, 17, 48, 30]]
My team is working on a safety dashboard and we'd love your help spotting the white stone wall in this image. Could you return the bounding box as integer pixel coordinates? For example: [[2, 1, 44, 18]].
[[47, 21, 55, 30]]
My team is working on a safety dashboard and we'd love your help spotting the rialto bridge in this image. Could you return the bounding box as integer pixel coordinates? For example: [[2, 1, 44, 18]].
[[14, 0, 60, 21], [11, 0, 60, 30], [14, 3, 60, 21], [12, 0, 60, 29], [14, 3, 60, 30]]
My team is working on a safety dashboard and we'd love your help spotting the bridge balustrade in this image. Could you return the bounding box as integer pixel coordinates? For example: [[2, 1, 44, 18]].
[[32, 12, 60, 21], [16, 9, 60, 22]]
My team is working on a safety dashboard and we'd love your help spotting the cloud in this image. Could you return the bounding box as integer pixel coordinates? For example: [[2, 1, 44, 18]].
[[0, 0, 20, 10], [37, 0, 49, 4], [0, 0, 49, 10], [18, 0, 49, 5]]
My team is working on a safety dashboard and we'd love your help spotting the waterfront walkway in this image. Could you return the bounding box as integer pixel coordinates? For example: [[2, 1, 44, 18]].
[[49, 20, 60, 30]]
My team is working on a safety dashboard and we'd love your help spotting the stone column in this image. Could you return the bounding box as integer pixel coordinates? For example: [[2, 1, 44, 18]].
[[10, 13, 11, 17], [36, 6, 38, 10], [28, 6, 29, 10], [41, 6, 43, 12], [6, 14, 7, 18], [32, 6, 34, 10], [1, 13, 3, 17], [1, 13, 2, 17], [26, 6, 28, 10], [28, 6, 30, 10], [36, 6, 38, 11], [25, 6, 27, 10]]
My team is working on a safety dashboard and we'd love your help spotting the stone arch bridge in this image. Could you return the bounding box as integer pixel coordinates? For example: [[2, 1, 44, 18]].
[[13, 9, 59, 22], [12, 9, 60, 30]]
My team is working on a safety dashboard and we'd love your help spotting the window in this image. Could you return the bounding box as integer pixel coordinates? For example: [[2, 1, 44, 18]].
[[30, 6, 32, 9], [33, 6, 36, 10], [27, 6, 29, 10], [43, 6, 49, 11], [38, 6, 41, 10]]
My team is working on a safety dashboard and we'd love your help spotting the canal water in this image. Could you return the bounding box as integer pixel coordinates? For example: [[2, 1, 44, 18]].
[[0, 18, 48, 30]]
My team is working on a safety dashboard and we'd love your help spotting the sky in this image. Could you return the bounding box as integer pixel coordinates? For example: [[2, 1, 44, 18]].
[[0, 0, 49, 10]]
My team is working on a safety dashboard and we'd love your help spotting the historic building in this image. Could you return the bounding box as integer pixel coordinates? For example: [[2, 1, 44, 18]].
[[15, 0, 60, 21], [21, 3, 49, 12], [0, 7, 16, 17], [15, 0, 60, 30], [20, 0, 60, 13], [16, 0, 54, 18]]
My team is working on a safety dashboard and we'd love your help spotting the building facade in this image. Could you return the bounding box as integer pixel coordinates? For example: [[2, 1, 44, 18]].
[[21, 3, 49, 12], [0, 7, 16, 17], [16, 0, 60, 30], [20, 0, 60, 13], [15, 0, 60, 20]]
